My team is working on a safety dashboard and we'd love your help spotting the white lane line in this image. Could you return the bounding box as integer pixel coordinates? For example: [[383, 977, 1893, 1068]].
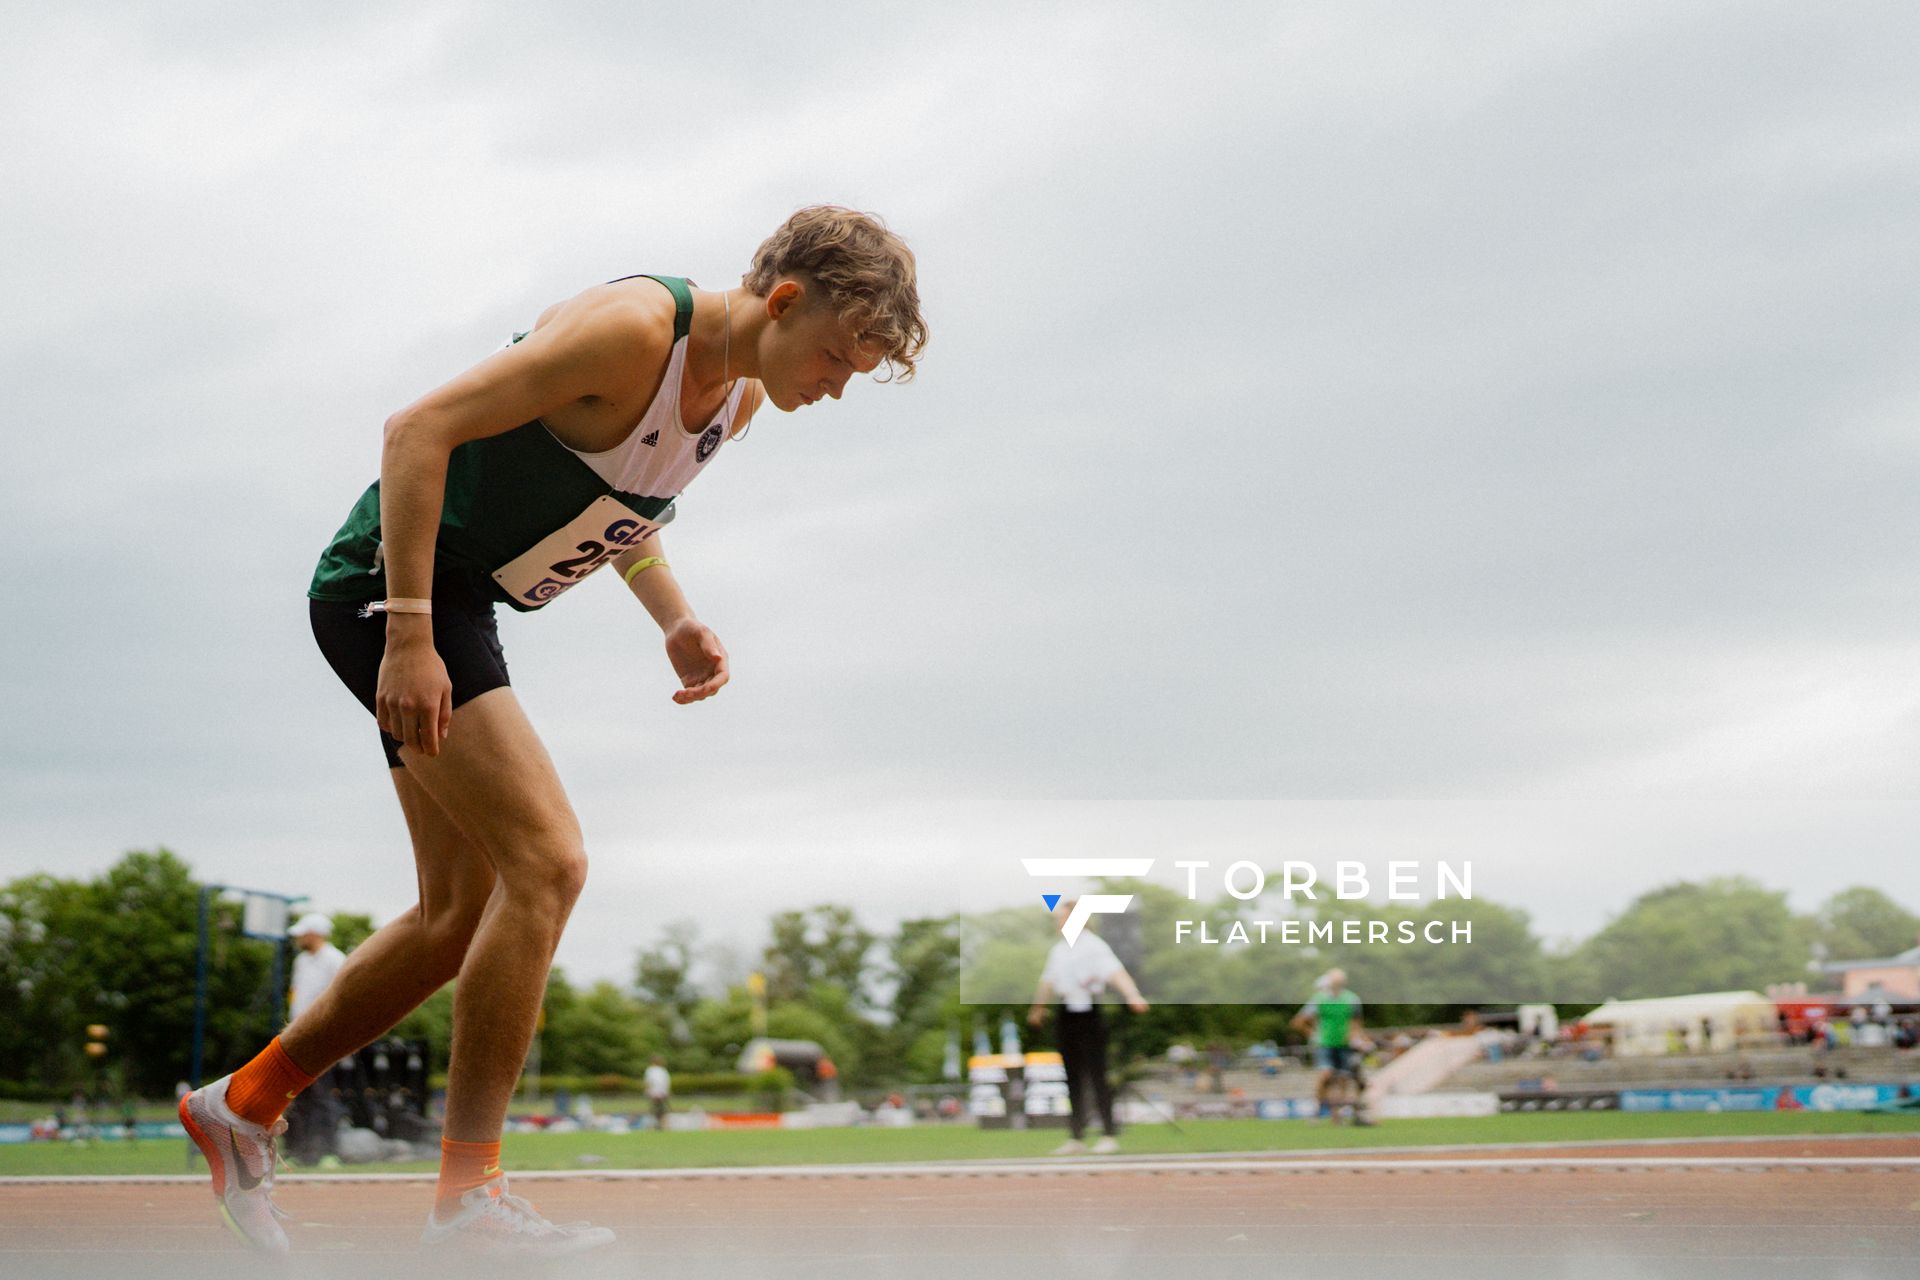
[[2, 1154, 1918, 1186]]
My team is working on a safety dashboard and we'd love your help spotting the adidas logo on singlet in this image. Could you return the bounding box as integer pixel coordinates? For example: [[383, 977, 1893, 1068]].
[[639, 429, 659, 448]]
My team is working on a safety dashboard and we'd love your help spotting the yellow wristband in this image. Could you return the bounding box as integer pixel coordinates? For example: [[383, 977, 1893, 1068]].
[[622, 556, 669, 585]]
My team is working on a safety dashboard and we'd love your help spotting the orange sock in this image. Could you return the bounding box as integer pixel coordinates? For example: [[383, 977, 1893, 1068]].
[[224, 1037, 317, 1127], [436, 1138, 503, 1218]]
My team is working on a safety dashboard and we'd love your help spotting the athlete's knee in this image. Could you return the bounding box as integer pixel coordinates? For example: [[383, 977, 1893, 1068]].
[[501, 828, 588, 911]]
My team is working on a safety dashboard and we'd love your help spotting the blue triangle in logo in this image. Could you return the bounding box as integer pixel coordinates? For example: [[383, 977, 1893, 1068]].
[[1042, 894, 1061, 911]]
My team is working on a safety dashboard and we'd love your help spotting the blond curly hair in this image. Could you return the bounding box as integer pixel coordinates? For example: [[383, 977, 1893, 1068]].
[[743, 205, 927, 382]]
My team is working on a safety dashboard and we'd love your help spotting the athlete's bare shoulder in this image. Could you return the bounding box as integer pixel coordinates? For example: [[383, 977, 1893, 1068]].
[[510, 277, 689, 450], [524, 278, 676, 381], [517, 279, 672, 405]]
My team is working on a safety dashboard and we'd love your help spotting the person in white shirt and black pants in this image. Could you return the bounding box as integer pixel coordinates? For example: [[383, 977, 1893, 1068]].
[[285, 914, 348, 1164], [643, 1056, 671, 1130], [1027, 899, 1150, 1155]]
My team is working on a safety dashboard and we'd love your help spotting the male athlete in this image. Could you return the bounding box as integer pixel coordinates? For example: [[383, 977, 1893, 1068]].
[[178, 207, 926, 1255], [1292, 968, 1375, 1124]]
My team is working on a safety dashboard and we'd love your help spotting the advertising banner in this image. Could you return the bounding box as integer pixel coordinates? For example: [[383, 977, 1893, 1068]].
[[1616, 1085, 1911, 1113]]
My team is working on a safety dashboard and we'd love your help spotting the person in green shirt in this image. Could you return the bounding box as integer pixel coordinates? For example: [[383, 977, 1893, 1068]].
[[1291, 968, 1374, 1123]]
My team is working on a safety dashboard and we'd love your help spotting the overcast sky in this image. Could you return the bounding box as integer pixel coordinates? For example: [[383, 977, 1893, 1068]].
[[4, 1, 1915, 987]]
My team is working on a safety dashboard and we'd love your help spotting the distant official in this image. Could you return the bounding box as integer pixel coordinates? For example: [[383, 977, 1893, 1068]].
[[1028, 899, 1151, 1156], [289, 914, 347, 1023]]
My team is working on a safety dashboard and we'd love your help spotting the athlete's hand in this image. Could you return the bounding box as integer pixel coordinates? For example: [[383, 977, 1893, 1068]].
[[376, 623, 453, 755], [1128, 997, 1151, 1015], [664, 617, 729, 704]]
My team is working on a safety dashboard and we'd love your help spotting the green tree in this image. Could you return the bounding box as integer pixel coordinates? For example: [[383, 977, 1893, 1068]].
[[536, 968, 583, 1075], [393, 985, 455, 1073], [762, 904, 876, 1006], [888, 916, 959, 1034], [1569, 877, 1810, 1001], [635, 918, 702, 1024], [547, 980, 664, 1076], [0, 873, 98, 1089], [770, 987, 863, 1083], [0, 851, 282, 1096], [682, 979, 874, 1085], [329, 912, 377, 954], [1810, 887, 1920, 964], [903, 1023, 957, 1082], [874, 916, 960, 1082], [1310, 893, 1550, 1012], [686, 987, 755, 1072]]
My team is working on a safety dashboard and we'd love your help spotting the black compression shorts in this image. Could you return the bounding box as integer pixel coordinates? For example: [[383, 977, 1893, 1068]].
[[309, 577, 510, 769]]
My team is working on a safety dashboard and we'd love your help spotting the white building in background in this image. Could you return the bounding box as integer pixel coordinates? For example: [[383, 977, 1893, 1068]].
[[1580, 991, 1779, 1056]]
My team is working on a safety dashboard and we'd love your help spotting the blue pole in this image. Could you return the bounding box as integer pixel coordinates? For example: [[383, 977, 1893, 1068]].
[[190, 885, 212, 1088], [268, 937, 287, 1037]]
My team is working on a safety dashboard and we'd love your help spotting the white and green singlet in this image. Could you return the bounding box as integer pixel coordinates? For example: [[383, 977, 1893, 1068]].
[[309, 276, 741, 612]]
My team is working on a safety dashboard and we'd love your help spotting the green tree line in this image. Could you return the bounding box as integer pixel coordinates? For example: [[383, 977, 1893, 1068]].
[[2, 849, 1913, 1097]]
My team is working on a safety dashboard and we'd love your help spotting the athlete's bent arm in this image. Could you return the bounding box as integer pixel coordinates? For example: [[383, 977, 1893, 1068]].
[[375, 299, 664, 754], [613, 536, 729, 705]]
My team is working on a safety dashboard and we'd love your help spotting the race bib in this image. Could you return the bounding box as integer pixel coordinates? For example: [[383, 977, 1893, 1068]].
[[491, 495, 664, 607]]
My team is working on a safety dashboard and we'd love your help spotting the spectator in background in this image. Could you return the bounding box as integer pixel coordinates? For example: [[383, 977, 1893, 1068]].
[[1292, 969, 1373, 1124], [290, 914, 348, 1020], [67, 1092, 93, 1143], [1206, 1041, 1231, 1093], [284, 914, 348, 1164], [644, 1056, 672, 1130], [1027, 898, 1150, 1156]]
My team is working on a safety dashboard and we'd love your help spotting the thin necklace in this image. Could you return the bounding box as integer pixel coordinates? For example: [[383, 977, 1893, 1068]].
[[721, 289, 747, 440]]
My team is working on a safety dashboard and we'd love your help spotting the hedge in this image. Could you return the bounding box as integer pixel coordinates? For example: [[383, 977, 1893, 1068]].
[[427, 1070, 795, 1099]]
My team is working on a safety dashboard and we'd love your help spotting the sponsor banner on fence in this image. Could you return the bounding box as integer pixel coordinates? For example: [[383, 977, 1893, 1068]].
[[1376, 1091, 1501, 1119], [1787, 1083, 1908, 1112], [1254, 1098, 1322, 1120], [1617, 1084, 1912, 1114], [0, 1120, 186, 1144], [1498, 1089, 1619, 1113], [1618, 1088, 1776, 1113]]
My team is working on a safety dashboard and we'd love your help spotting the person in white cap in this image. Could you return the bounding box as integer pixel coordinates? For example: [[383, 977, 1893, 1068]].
[[289, 915, 347, 1022], [283, 915, 348, 1163]]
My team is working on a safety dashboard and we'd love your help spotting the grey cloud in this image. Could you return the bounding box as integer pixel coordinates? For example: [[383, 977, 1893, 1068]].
[[3, 2, 1915, 983]]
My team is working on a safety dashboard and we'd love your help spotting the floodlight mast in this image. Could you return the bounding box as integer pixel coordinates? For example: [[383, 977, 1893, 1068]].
[[189, 883, 308, 1088]]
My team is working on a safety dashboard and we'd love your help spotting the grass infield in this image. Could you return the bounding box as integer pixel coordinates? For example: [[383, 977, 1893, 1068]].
[[0, 1109, 1916, 1178]]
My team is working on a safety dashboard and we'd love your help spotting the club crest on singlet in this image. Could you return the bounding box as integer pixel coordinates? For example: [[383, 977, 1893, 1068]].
[[491, 495, 666, 606], [695, 421, 724, 463]]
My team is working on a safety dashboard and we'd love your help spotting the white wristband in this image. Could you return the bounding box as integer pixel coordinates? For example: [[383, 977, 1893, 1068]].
[[358, 597, 433, 618]]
